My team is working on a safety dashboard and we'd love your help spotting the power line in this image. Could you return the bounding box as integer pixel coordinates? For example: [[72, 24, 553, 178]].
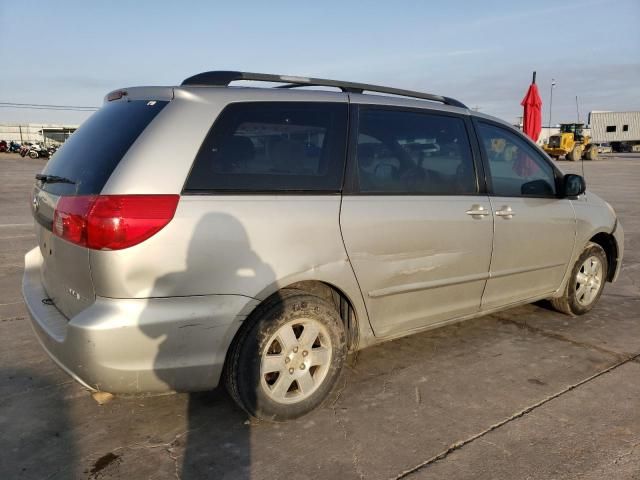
[[0, 102, 99, 111]]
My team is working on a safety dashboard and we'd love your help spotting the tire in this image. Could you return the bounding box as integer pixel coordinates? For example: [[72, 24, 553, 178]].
[[29, 151, 39, 159], [584, 147, 598, 161], [568, 145, 583, 162], [551, 242, 608, 316], [225, 289, 347, 421]]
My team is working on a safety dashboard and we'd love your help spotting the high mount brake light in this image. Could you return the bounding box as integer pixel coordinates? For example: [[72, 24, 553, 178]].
[[53, 195, 179, 250], [107, 90, 127, 101]]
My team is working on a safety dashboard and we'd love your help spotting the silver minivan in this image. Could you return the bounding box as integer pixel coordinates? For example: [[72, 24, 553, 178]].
[[23, 71, 623, 421]]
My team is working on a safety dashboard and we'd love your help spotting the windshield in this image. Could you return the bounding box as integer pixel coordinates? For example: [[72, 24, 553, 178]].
[[560, 124, 585, 135], [39, 100, 168, 195]]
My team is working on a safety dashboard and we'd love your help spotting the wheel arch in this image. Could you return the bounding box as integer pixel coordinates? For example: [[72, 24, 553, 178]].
[[283, 280, 360, 352], [225, 278, 364, 375], [589, 232, 618, 282]]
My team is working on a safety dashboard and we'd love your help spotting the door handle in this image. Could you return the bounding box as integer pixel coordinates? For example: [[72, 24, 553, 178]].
[[466, 204, 490, 218], [495, 206, 515, 219]]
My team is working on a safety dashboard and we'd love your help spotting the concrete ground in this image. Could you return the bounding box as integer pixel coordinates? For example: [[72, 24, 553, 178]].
[[0, 152, 638, 480]]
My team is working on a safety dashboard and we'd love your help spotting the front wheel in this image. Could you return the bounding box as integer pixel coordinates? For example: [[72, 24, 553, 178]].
[[29, 151, 39, 159], [568, 145, 583, 162], [551, 242, 608, 316], [584, 146, 599, 161], [225, 290, 347, 421]]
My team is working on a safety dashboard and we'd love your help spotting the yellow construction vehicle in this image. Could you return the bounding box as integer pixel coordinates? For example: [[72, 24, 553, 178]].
[[543, 123, 598, 161]]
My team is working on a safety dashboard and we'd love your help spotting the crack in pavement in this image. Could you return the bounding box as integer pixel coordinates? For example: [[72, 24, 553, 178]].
[[0, 315, 25, 323], [328, 371, 365, 479], [332, 408, 366, 479], [602, 293, 640, 299], [493, 314, 635, 361], [75, 429, 195, 480], [613, 442, 640, 464], [612, 439, 640, 465], [390, 351, 640, 479], [0, 300, 25, 307]]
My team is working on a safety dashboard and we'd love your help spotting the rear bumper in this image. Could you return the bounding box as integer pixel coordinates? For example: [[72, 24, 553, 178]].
[[22, 247, 258, 394]]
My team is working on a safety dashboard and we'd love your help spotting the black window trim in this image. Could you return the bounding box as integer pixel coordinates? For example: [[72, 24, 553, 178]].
[[343, 103, 487, 196], [470, 117, 565, 200], [181, 100, 350, 196]]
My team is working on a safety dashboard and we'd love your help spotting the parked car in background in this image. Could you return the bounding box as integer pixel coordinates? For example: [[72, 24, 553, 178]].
[[23, 71, 624, 421], [596, 143, 612, 154]]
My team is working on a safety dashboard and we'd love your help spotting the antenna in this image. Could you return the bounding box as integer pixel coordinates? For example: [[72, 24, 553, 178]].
[[575, 95, 586, 184]]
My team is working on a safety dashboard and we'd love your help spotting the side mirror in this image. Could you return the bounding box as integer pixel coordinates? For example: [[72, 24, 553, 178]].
[[563, 174, 586, 197]]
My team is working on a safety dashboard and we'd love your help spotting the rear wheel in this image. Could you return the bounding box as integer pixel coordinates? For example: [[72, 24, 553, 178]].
[[551, 242, 608, 316], [28, 150, 39, 159], [225, 290, 346, 421]]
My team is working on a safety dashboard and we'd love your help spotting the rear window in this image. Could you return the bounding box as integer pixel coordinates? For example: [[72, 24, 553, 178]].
[[40, 100, 168, 195], [184, 102, 348, 192]]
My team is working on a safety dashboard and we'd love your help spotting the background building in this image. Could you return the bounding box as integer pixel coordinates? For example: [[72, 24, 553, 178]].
[[0, 123, 78, 145], [589, 111, 640, 143]]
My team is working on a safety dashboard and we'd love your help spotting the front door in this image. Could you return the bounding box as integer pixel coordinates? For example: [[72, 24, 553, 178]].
[[340, 106, 494, 337], [474, 120, 576, 309]]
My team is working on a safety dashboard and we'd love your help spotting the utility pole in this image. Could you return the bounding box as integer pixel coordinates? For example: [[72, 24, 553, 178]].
[[548, 78, 556, 130], [575, 95, 580, 123]]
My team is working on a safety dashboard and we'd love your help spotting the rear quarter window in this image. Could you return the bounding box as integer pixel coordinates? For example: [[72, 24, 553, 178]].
[[184, 102, 348, 193], [40, 100, 168, 196]]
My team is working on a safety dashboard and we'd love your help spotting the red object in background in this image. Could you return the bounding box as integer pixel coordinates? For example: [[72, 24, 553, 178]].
[[521, 72, 542, 142], [514, 72, 543, 177]]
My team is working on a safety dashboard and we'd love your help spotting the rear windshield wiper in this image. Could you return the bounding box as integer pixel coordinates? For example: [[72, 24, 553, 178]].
[[35, 174, 76, 185]]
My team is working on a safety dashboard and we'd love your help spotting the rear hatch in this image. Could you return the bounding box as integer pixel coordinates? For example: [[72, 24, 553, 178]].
[[32, 97, 169, 319]]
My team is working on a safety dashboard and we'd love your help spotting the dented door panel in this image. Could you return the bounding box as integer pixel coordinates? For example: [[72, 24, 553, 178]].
[[340, 195, 493, 336]]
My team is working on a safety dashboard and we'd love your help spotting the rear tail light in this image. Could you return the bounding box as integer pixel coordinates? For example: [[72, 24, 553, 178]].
[[53, 195, 179, 250]]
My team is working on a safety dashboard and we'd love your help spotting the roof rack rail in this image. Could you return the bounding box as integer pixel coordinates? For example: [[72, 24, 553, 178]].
[[181, 71, 467, 109]]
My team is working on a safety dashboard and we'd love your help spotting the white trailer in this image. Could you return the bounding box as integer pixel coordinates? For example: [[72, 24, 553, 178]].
[[589, 111, 640, 143]]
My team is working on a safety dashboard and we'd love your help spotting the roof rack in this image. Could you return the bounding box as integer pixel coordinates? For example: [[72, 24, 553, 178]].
[[181, 71, 467, 109]]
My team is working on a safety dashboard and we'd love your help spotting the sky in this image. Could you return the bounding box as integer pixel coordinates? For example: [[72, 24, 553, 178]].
[[1, 0, 639, 126]]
